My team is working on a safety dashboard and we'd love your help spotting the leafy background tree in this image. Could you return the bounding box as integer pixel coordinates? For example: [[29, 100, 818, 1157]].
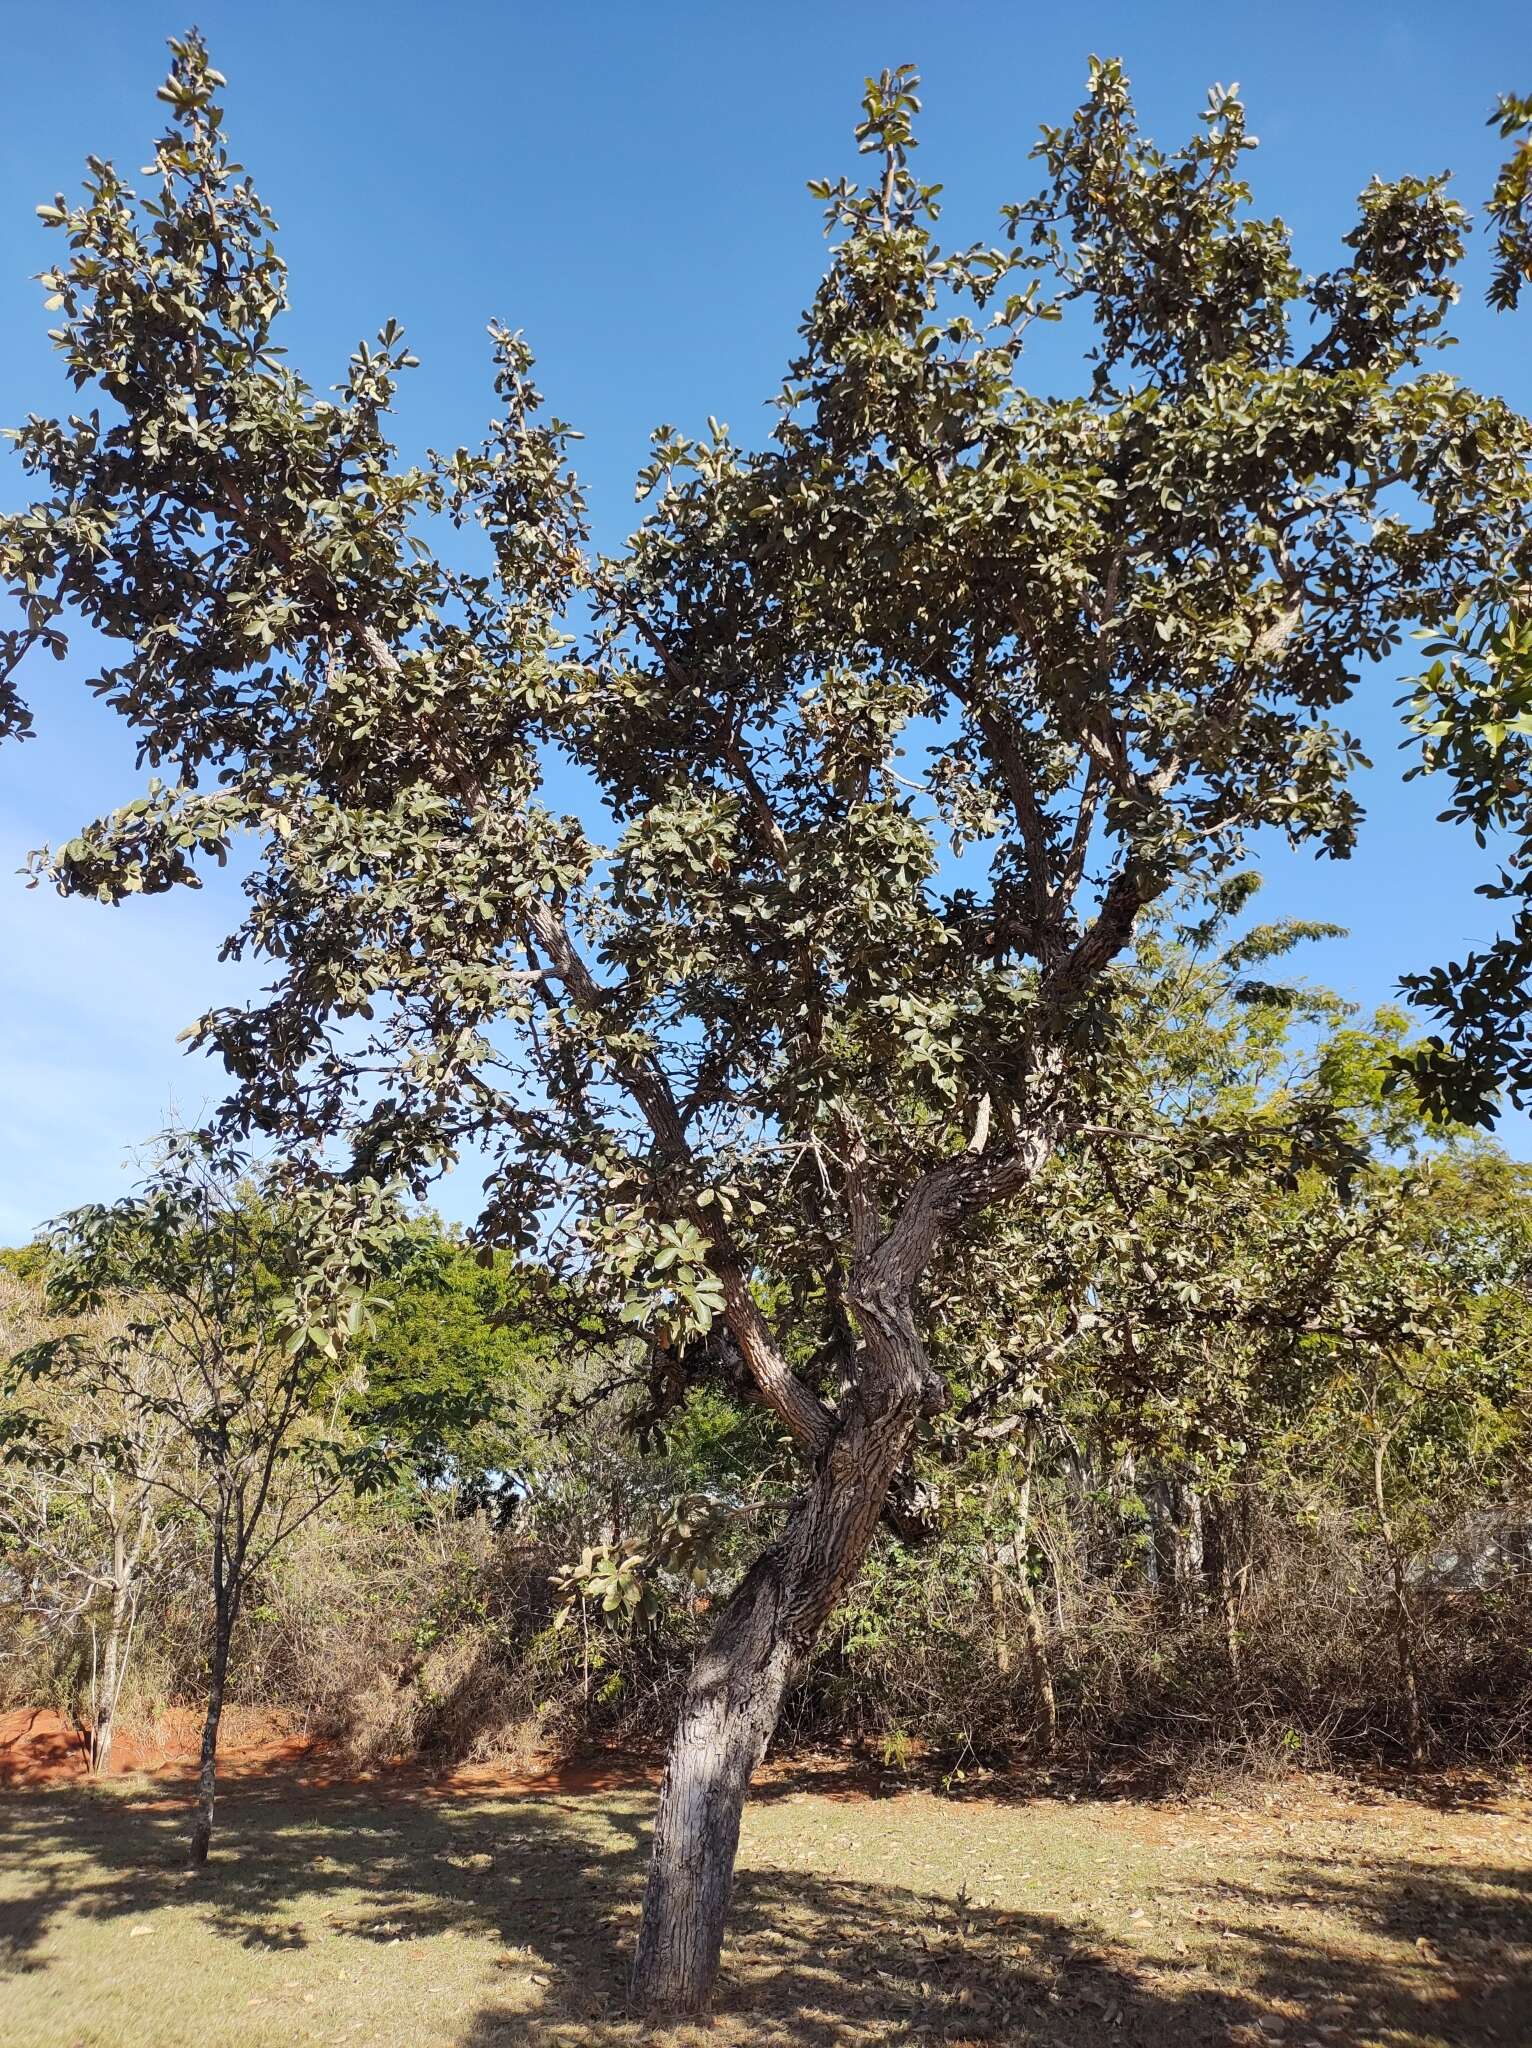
[[7, 1133, 406, 1862], [0, 1254, 186, 1774], [1486, 91, 1532, 311], [1387, 87, 1532, 1120], [348, 1227, 561, 1512]]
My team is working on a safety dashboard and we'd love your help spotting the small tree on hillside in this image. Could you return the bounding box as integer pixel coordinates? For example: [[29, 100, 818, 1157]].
[[12, 1134, 403, 1863], [4, 38, 1531, 2008]]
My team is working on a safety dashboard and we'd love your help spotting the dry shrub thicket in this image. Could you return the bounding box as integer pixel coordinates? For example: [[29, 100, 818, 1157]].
[[9, 1453, 1524, 1783], [5, 1173, 1530, 1787]]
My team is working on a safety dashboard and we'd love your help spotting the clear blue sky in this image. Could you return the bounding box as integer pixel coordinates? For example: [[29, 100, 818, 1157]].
[[1, 1, 1529, 1239]]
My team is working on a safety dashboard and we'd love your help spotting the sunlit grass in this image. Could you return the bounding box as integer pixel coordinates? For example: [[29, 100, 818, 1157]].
[[1, 1772, 1528, 2046]]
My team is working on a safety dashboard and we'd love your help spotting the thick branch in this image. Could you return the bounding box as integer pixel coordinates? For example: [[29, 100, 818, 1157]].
[[524, 902, 832, 1457]]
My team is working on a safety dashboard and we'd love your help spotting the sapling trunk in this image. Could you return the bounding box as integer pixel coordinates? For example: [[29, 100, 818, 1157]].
[[1203, 1500, 1245, 1682], [1151, 1478, 1204, 1618], [1371, 1436, 1425, 1764], [1388, 1544, 1426, 1765], [90, 1578, 130, 1776], [983, 1475, 1012, 1678], [1012, 1447, 1058, 1752], [985, 1534, 1013, 1677], [189, 1589, 234, 1868]]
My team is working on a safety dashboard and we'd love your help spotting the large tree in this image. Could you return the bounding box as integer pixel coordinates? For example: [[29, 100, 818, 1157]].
[[4, 37, 1530, 2010]]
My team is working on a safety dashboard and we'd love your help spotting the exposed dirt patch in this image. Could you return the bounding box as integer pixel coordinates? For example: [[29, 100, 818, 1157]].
[[0, 1702, 658, 1798], [0, 1705, 326, 1789], [0, 1709, 89, 1786]]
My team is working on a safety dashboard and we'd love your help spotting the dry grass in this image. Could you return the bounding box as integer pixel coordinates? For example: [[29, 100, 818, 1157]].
[[1, 1767, 1528, 2047]]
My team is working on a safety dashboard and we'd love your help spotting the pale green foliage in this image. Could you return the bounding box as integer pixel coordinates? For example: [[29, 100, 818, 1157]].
[[1283, 1149, 1532, 1544], [919, 892, 1469, 1479], [5, 1132, 409, 1546], [1398, 602, 1532, 1121], [552, 1493, 730, 1629], [1487, 91, 1532, 311], [1381, 92, 1532, 1120], [3, 39, 1530, 1451]]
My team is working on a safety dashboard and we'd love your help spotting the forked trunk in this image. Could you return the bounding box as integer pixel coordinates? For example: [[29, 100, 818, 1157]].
[[631, 1368, 923, 2016], [188, 1594, 233, 1868]]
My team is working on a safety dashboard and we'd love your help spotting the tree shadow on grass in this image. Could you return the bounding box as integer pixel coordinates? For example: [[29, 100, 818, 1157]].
[[1182, 1850, 1532, 2048], [0, 1776, 645, 1961], [446, 1830, 1532, 2047], [0, 1780, 1528, 2046]]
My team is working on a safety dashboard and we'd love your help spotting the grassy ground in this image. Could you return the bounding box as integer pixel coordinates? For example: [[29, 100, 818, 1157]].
[[0, 1765, 1528, 2047]]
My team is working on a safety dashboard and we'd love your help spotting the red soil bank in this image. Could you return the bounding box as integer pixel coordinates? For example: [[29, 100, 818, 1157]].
[[0, 1703, 656, 1797]]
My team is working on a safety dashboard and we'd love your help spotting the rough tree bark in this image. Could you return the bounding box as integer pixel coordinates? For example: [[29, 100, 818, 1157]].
[[627, 1138, 1009, 2021], [630, 1364, 925, 2013], [1150, 1478, 1204, 1619], [592, 875, 1052, 2013]]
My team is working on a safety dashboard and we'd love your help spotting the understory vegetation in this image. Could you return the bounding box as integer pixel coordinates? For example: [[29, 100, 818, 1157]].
[[6, 1385, 1532, 1782], [26, 1425, 1528, 1782], [6, 1089, 1531, 1784]]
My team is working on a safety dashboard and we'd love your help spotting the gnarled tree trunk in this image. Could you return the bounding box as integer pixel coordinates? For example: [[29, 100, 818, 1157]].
[[630, 1125, 1049, 2016], [631, 1337, 930, 2014]]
